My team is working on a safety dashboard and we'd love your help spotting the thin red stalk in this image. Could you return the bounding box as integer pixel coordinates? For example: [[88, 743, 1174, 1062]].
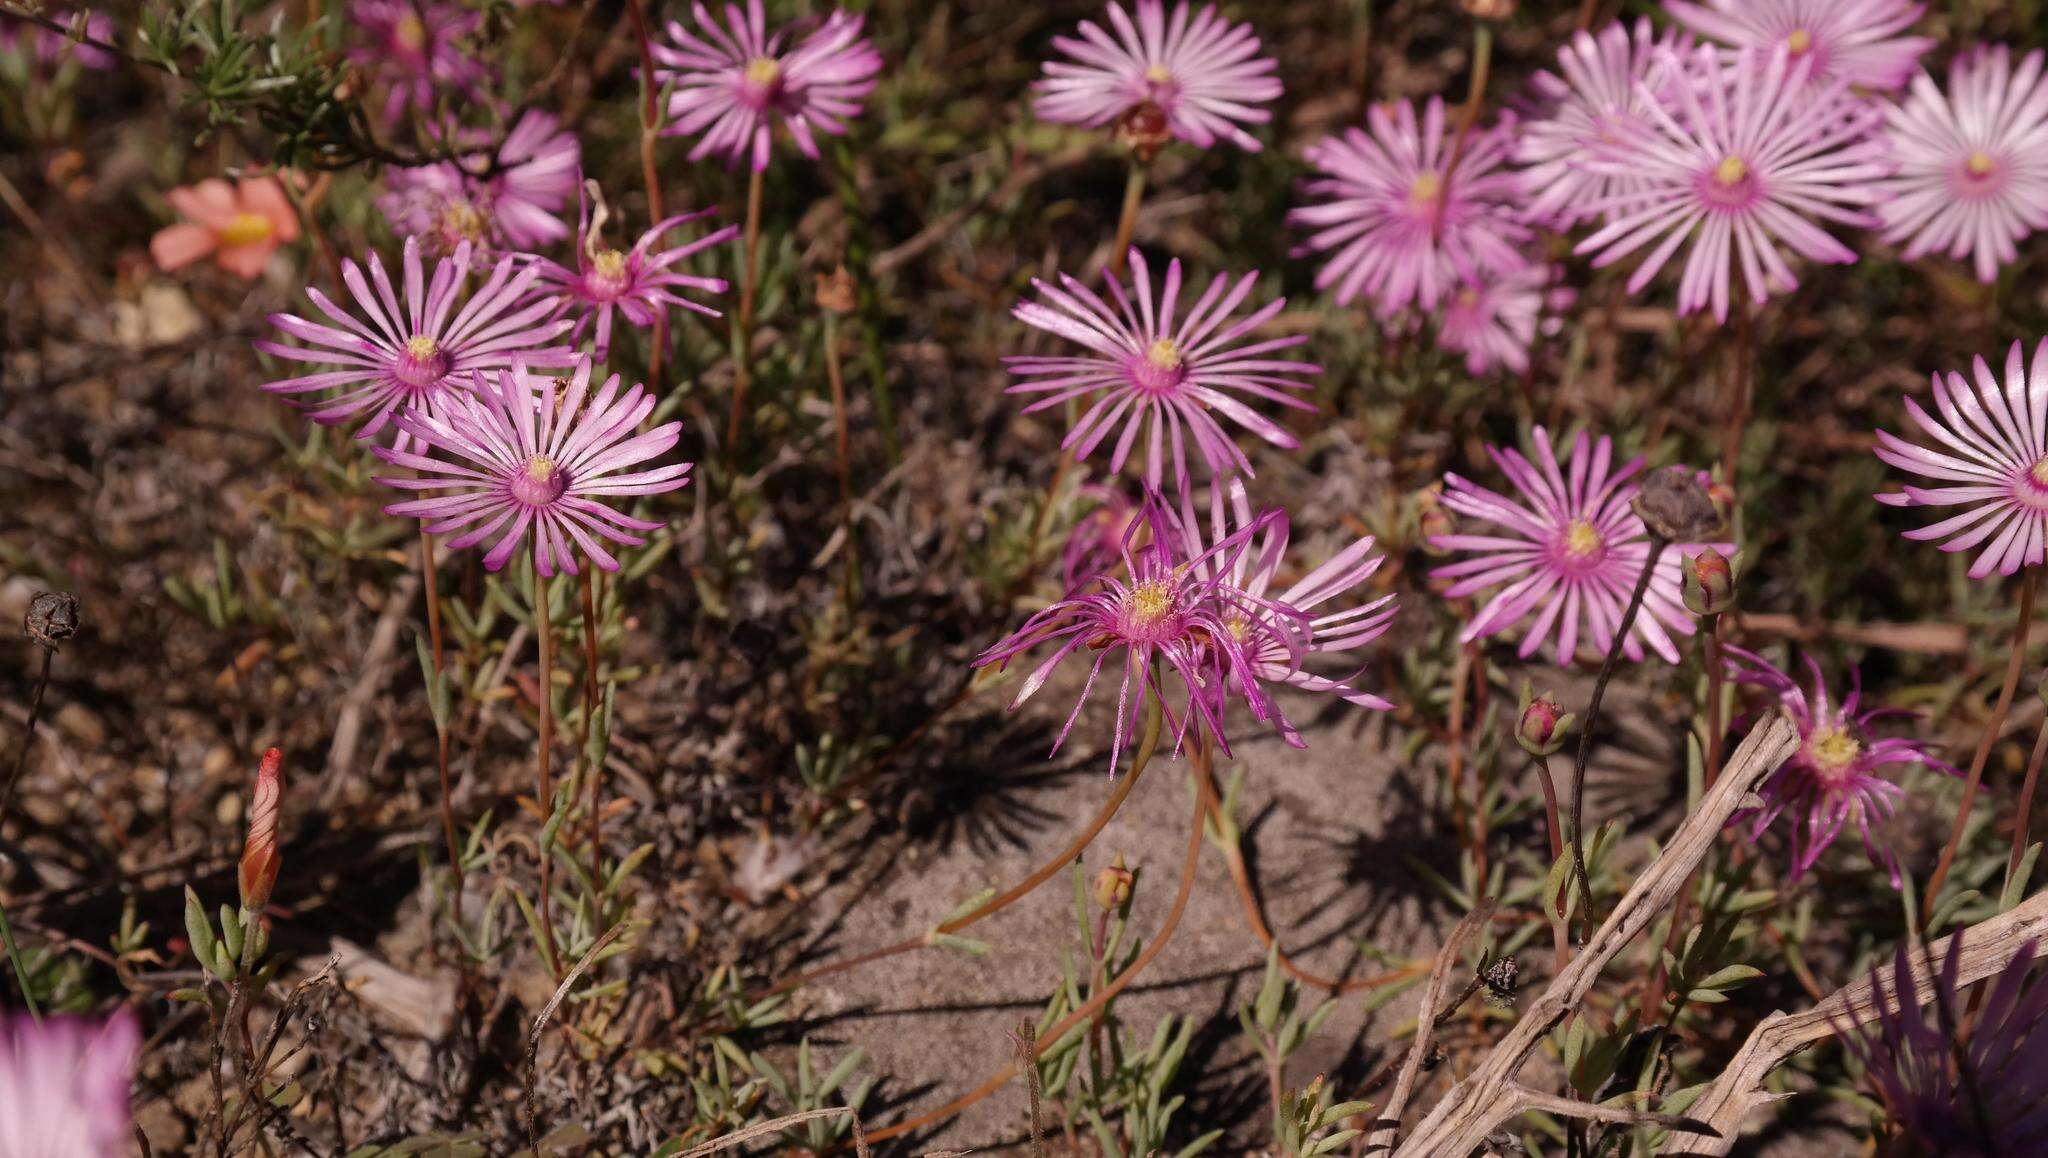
[[534, 576, 560, 975], [579, 569, 602, 887], [421, 530, 464, 898], [727, 167, 766, 452], [2010, 720, 2048, 892], [623, 0, 668, 388]]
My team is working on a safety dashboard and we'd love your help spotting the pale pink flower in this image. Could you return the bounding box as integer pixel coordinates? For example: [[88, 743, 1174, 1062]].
[[150, 175, 301, 280], [651, 0, 883, 172], [1663, 0, 1933, 93], [1517, 18, 1691, 228], [380, 109, 582, 255], [1007, 248, 1318, 486], [0, 1010, 140, 1157], [1875, 339, 2048, 579], [1576, 45, 1891, 324], [1432, 263, 1572, 377], [1032, 0, 1280, 153], [346, 0, 488, 124], [1290, 97, 1530, 314], [529, 188, 736, 360], [1876, 45, 2048, 284]]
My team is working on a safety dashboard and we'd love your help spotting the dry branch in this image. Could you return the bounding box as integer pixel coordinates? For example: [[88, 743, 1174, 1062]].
[[1365, 898, 1496, 1152]]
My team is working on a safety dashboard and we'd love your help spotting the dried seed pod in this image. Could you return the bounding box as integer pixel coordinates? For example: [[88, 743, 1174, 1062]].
[[24, 591, 80, 651], [1632, 464, 1723, 542]]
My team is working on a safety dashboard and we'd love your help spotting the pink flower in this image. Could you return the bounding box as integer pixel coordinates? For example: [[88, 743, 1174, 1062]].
[[380, 109, 582, 256], [0, 1009, 140, 1157], [1290, 97, 1530, 314], [652, 0, 883, 172], [1517, 18, 1691, 229], [150, 175, 301, 280], [346, 0, 488, 124], [1875, 339, 2048, 579], [1032, 0, 1280, 153], [1576, 45, 1891, 324], [1431, 428, 1718, 665], [1876, 45, 2048, 284], [1061, 483, 1143, 592], [255, 236, 574, 445], [529, 188, 736, 360], [1007, 248, 1318, 486], [1431, 263, 1572, 376], [1723, 646, 1953, 884], [2, 9, 116, 70], [1663, 0, 1933, 93]]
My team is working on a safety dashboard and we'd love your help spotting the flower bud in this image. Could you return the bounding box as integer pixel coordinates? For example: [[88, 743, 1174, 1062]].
[[1516, 685, 1574, 757], [1115, 102, 1172, 161], [1092, 853, 1133, 909], [1632, 465, 1723, 543], [24, 591, 80, 652], [1680, 548, 1736, 617], [814, 265, 857, 315], [238, 748, 284, 914]]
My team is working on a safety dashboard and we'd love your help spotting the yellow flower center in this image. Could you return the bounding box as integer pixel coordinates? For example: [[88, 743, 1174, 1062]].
[[1143, 64, 1173, 84], [439, 200, 489, 243], [525, 455, 556, 483], [1410, 170, 1443, 205], [1145, 338, 1183, 372], [1806, 727, 1861, 774], [218, 212, 274, 248], [1563, 519, 1602, 558], [405, 335, 441, 361], [1966, 151, 1998, 178], [592, 249, 628, 279], [1786, 28, 1812, 55], [1126, 580, 1175, 627], [1714, 155, 1749, 186], [745, 57, 782, 86], [395, 13, 427, 52], [2031, 456, 2048, 487]]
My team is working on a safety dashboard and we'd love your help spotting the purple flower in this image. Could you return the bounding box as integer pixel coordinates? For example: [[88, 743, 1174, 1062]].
[[1290, 97, 1530, 314], [1576, 44, 1891, 324], [1839, 936, 2048, 1156], [1430, 428, 1718, 665], [1061, 483, 1142, 592], [1875, 339, 2048, 579], [1516, 18, 1692, 229], [256, 236, 574, 446], [381, 109, 582, 256], [530, 187, 737, 361], [1007, 248, 1318, 486], [1724, 646, 1953, 883], [1431, 263, 1572, 377], [374, 357, 691, 576], [2, 9, 117, 70], [0, 1009, 140, 1157], [346, 0, 488, 125], [1663, 0, 1933, 93], [651, 0, 883, 172], [1032, 0, 1280, 154], [1876, 45, 2048, 284]]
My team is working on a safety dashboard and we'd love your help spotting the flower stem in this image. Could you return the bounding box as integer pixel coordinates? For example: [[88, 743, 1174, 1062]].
[[1567, 535, 1667, 943], [1109, 163, 1146, 276], [1446, 641, 1484, 888], [534, 572, 560, 976], [1643, 611, 1726, 1022], [1439, 21, 1493, 210], [1925, 565, 2042, 927], [1527, 752, 1570, 972], [1703, 614, 1726, 787], [579, 569, 603, 888], [624, 0, 668, 389], [1720, 306, 1754, 486], [2008, 717, 2048, 895], [727, 166, 767, 454], [823, 310, 860, 603], [421, 530, 464, 900]]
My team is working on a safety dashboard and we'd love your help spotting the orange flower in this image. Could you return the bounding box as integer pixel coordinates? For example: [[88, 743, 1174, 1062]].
[[150, 175, 300, 280]]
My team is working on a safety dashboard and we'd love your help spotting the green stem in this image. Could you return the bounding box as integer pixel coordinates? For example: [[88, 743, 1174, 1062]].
[[0, 902, 41, 1021]]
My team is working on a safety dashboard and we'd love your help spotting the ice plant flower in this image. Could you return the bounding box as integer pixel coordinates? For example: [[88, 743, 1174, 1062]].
[[1576, 45, 1891, 323], [1724, 646, 1953, 883], [1431, 263, 1572, 376], [1430, 427, 1718, 665], [1838, 936, 2048, 1155], [1663, 0, 1932, 93], [0, 1009, 140, 1157], [1291, 97, 1530, 314], [1517, 18, 1690, 228], [374, 358, 691, 576], [1032, 0, 1281, 154], [1062, 484, 1143, 592], [346, 0, 488, 124], [381, 109, 582, 255], [528, 188, 737, 361], [651, 0, 883, 172], [1007, 248, 1318, 485], [1875, 45, 2048, 284], [255, 236, 574, 445], [150, 174, 301, 280], [1875, 339, 2048, 578]]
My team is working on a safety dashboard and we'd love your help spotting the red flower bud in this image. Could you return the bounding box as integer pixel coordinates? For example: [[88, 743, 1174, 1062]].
[[1092, 853, 1134, 908], [1115, 102, 1172, 161], [1681, 548, 1736, 617], [1516, 688, 1574, 757], [238, 748, 284, 913]]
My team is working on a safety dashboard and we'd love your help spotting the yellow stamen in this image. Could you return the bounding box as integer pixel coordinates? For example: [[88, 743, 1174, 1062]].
[[1127, 580, 1174, 626], [1967, 151, 1998, 178], [395, 13, 427, 52], [1410, 171, 1443, 204], [525, 455, 557, 483], [1806, 727, 1861, 773], [1563, 519, 1602, 558], [405, 335, 440, 361], [217, 212, 274, 248], [592, 249, 628, 279], [744, 57, 782, 86], [1143, 64, 1173, 84], [439, 200, 488, 243], [1145, 338, 1183, 372], [1714, 155, 1749, 186], [1786, 28, 1812, 55], [2031, 456, 2048, 486]]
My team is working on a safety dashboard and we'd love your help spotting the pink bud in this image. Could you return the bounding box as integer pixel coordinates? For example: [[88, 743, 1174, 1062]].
[[238, 748, 284, 913], [1516, 691, 1574, 757], [1681, 549, 1736, 617]]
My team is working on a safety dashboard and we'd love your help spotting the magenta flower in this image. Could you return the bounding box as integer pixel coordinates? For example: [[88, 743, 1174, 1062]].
[[1032, 1, 1280, 154], [530, 189, 737, 361], [0, 1009, 140, 1157], [346, 0, 488, 125], [1875, 339, 2048, 579], [2, 9, 116, 70], [255, 236, 574, 445], [381, 109, 582, 255], [1663, 0, 1932, 93], [1061, 483, 1143, 592], [1007, 248, 1318, 486], [651, 0, 883, 172], [1290, 97, 1530, 315], [1517, 18, 1691, 229], [1431, 428, 1715, 665], [1432, 263, 1571, 377], [1876, 46, 2048, 284], [1576, 45, 1891, 323], [374, 358, 690, 576], [1724, 646, 1954, 884]]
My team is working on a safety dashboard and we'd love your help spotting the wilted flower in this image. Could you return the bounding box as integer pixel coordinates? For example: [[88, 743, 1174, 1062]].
[[1663, 0, 1933, 93], [0, 1009, 140, 1157], [1515, 686, 1574, 756], [1516, 18, 1691, 229], [150, 174, 301, 280], [1431, 262, 1572, 376], [651, 0, 883, 172], [1876, 45, 2048, 284], [380, 109, 582, 255], [1724, 646, 1954, 884], [1576, 45, 1891, 323], [374, 358, 691, 576], [1007, 248, 1318, 486], [238, 748, 284, 914], [1431, 428, 1721, 665], [256, 237, 574, 447], [346, 0, 488, 124], [1033, 0, 1281, 154], [1681, 547, 1737, 616], [1875, 339, 2048, 579], [1291, 97, 1530, 315], [528, 186, 736, 361]]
